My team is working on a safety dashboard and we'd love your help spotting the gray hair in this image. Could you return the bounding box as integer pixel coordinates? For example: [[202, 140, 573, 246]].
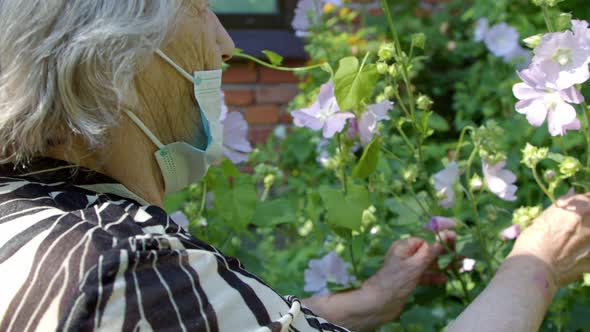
[[0, 0, 182, 165]]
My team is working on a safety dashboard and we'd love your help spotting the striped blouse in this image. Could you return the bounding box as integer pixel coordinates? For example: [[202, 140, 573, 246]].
[[0, 158, 350, 332]]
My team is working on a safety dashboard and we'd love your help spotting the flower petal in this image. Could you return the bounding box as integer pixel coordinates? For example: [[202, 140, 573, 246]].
[[322, 112, 355, 138]]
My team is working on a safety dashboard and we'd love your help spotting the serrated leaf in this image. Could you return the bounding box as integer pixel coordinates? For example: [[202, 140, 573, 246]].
[[352, 139, 381, 179], [319, 183, 370, 231], [262, 50, 284, 66], [334, 56, 379, 111]]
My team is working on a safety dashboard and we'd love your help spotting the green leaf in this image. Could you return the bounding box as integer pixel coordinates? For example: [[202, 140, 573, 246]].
[[261, 50, 284, 66], [334, 56, 379, 111], [211, 173, 257, 231], [252, 199, 296, 227], [163, 190, 189, 213], [428, 112, 450, 132], [352, 139, 381, 179], [319, 183, 370, 231]]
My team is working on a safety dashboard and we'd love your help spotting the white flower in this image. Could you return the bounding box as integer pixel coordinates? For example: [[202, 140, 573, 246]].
[[460, 258, 476, 273], [474, 18, 489, 42], [572, 19, 590, 50], [304, 251, 352, 295], [220, 92, 253, 164], [484, 23, 520, 57], [482, 159, 518, 201], [434, 161, 460, 209], [533, 30, 590, 90], [273, 125, 287, 140]]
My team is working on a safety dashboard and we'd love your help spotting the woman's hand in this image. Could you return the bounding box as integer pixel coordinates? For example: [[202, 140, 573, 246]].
[[449, 193, 590, 332], [360, 232, 455, 322], [302, 233, 453, 331], [510, 193, 590, 288]]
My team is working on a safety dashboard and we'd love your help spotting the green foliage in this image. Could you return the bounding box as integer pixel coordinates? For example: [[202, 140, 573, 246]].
[[165, 0, 590, 331]]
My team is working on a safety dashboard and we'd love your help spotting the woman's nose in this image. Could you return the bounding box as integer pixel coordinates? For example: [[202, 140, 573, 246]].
[[214, 14, 235, 61]]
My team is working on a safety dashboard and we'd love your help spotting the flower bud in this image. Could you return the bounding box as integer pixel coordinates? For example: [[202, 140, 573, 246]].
[[264, 174, 275, 188], [384, 85, 396, 98], [500, 224, 520, 240], [378, 43, 395, 61], [425, 216, 456, 232], [362, 205, 377, 227], [523, 34, 543, 49], [411, 33, 426, 50], [416, 94, 434, 110], [544, 169, 557, 182], [298, 220, 314, 237], [470, 175, 484, 191], [376, 61, 388, 74], [559, 157, 582, 178], [521, 143, 549, 168], [388, 64, 400, 78], [339, 7, 351, 19], [402, 165, 418, 183], [512, 206, 542, 229], [556, 13, 572, 32]]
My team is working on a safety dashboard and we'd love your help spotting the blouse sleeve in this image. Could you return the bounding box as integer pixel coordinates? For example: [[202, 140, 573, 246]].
[[61, 245, 351, 332]]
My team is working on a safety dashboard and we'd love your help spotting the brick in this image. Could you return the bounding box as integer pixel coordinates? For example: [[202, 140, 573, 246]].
[[244, 105, 280, 125], [256, 86, 298, 104], [224, 89, 254, 106], [259, 67, 300, 84], [279, 109, 293, 124], [368, 8, 383, 15], [223, 62, 257, 84], [249, 127, 274, 144]]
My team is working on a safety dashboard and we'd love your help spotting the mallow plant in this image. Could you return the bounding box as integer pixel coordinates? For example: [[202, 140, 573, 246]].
[[165, 0, 590, 330]]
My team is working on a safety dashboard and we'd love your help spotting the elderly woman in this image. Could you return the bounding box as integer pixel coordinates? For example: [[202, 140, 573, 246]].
[[0, 1, 589, 331]]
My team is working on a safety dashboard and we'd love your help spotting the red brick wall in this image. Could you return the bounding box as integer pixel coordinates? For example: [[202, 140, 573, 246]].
[[223, 60, 305, 145]]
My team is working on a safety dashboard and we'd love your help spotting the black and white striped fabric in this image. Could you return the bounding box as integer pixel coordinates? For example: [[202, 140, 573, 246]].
[[0, 158, 350, 332]]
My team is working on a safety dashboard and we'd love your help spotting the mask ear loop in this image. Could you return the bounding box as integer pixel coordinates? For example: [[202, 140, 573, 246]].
[[155, 49, 193, 82], [123, 110, 166, 149]]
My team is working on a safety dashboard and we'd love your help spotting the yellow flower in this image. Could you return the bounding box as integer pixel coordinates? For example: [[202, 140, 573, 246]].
[[339, 7, 351, 18]]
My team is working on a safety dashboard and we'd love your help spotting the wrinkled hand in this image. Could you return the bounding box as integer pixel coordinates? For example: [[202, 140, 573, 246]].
[[360, 232, 455, 322], [511, 193, 590, 288]]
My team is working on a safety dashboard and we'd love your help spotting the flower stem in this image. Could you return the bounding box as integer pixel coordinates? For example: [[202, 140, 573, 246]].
[[232, 52, 329, 73], [532, 163, 556, 204], [583, 102, 590, 168], [542, 6, 555, 32], [465, 147, 495, 279], [435, 231, 471, 304], [337, 133, 348, 194], [349, 233, 359, 278], [199, 182, 208, 215], [454, 126, 474, 161]]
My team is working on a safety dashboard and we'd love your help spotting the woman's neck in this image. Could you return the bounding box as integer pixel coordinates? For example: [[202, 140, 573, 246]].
[[45, 120, 166, 207]]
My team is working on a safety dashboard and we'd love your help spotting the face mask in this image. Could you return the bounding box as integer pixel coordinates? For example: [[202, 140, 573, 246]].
[[123, 49, 224, 194]]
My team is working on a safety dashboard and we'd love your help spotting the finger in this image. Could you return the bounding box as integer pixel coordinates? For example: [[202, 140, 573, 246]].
[[556, 193, 590, 216], [391, 237, 426, 258], [437, 231, 456, 252], [408, 240, 437, 267]]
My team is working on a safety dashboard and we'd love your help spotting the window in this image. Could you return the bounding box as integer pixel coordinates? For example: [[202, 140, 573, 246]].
[[210, 0, 279, 15], [211, 0, 307, 59], [210, 0, 287, 29]]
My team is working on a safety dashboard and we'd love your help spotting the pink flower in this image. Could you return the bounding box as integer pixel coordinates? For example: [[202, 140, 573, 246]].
[[291, 80, 355, 138], [220, 94, 253, 164], [533, 30, 590, 90], [484, 23, 520, 57], [482, 159, 518, 201], [424, 216, 456, 232], [572, 19, 590, 50], [500, 224, 520, 240], [434, 161, 460, 209], [304, 251, 352, 296], [460, 258, 476, 273], [474, 18, 489, 42], [348, 100, 394, 145], [513, 64, 583, 136]]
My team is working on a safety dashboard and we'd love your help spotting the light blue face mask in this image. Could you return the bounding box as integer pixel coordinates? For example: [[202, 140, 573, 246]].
[[124, 49, 224, 194]]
